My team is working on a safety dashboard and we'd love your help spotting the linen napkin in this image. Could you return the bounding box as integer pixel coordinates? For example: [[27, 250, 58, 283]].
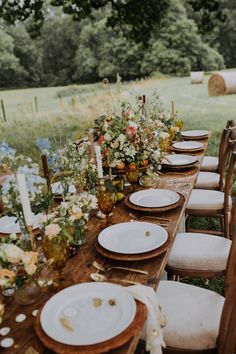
[[127, 285, 166, 354]]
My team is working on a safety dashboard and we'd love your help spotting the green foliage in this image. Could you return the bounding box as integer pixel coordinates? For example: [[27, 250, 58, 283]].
[[6, 25, 43, 87], [0, 0, 171, 44], [0, 29, 26, 87]]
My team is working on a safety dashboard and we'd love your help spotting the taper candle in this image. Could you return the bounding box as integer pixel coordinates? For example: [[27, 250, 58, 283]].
[[16, 173, 33, 226], [94, 145, 104, 178]]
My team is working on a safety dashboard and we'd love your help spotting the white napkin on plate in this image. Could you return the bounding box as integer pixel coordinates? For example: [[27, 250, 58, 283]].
[[127, 285, 166, 354]]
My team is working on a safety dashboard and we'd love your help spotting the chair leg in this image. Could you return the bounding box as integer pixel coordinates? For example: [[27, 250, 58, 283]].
[[224, 211, 231, 239], [167, 272, 175, 281], [185, 214, 191, 231]]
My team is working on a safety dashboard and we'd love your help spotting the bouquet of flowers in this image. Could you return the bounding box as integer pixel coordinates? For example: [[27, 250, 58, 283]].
[[94, 104, 167, 170], [37, 138, 98, 195], [0, 163, 48, 221], [94, 95, 183, 170], [0, 242, 39, 291], [40, 193, 97, 246]]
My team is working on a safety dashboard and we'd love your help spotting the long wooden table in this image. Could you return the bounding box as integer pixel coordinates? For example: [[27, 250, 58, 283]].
[[0, 137, 209, 354]]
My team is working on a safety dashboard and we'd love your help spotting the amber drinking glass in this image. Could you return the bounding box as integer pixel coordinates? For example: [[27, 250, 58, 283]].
[[42, 234, 70, 288]]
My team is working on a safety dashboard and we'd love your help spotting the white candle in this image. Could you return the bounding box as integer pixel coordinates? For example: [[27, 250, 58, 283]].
[[16, 173, 33, 226], [94, 145, 104, 178]]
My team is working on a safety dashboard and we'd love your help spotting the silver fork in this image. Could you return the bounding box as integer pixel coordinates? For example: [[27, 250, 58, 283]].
[[93, 261, 148, 275]]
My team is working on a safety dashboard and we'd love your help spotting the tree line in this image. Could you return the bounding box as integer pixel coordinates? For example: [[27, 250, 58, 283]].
[[0, 0, 235, 89]]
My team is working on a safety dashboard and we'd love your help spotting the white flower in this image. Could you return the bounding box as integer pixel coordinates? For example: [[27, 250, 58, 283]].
[[1, 244, 24, 263], [159, 132, 169, 140], [118, 134, 126, 144], [45, 224, 61, 237]]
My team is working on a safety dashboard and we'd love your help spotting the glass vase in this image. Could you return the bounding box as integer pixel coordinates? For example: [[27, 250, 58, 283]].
[[42, 233, 70, 288], [14, 278, 41, 305], [19, 219, 36, 251], [71, 222, 86, 246]]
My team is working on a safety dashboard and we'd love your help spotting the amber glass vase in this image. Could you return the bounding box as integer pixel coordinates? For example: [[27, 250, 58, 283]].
[[97, 179, 115, 225], [14, 278, 41, 305], [42, 234, 70, 288]]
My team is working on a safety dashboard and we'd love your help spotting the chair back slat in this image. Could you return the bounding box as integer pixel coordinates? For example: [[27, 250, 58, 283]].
[[223, 147, 236, 209], [41, 154, 50, 190], [217, 197, 236, 353], [218, 128, 231, 190]]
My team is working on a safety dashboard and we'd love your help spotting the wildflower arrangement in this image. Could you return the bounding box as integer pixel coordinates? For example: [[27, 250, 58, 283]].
[[0, 164, 48, 221], [94, 103, 167, 170], [0, 242, 39, 290], [37, 138, 98, 195], [94, 94, 183, 169], [39, 193, 97, 245]]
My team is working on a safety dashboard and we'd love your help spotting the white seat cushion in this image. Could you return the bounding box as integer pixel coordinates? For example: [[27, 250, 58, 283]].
[[167, 232, 231, 271], [195, 172, 220, 189], [156, 281, 224, 350], [187, 189, 232, 210], [201, 156, 219, 171]]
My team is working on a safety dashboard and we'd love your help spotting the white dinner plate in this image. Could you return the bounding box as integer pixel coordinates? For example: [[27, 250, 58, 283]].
[[181, 130, 209, 138], [40, 282, 136, 345], [98, 221, 168, 254], [51, 182, 76, 195], [129, 189, 180, 208], [0, 214, 42, 234], [172, 141, 204, 151], [163, 154, 197, 166]]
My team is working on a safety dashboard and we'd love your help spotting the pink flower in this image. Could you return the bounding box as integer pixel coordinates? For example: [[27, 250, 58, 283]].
[[126, 125, 137, 136], [24, 263, 37, 276], [98, 135, 105, 144]]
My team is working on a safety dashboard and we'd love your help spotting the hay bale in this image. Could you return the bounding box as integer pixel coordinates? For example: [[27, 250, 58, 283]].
[[208, 72, 236, 96], [190, 71, 204, 84]]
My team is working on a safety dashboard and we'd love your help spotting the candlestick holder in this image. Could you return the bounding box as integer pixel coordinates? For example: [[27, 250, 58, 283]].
[[96, 178, 115, 225]]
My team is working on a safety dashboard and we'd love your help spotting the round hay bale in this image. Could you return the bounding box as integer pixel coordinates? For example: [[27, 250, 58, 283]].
[[208, 72, 236, 96], [190, 71, 204, 84]]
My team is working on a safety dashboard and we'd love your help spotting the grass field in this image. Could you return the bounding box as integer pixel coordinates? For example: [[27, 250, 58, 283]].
[[1, 75, 236, 160]]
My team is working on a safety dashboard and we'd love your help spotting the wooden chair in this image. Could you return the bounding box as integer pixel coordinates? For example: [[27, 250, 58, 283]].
[[165, 197, 236, 281], [186, 142, 236, 239], [200, 119, 236, 172], [156, 208, 236, 353], [195, 127, 234, 190]]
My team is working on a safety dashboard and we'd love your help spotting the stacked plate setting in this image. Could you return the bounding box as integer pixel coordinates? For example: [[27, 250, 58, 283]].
[[181, 130, 209, 140], [40, 282, 136, 346], [162, 154, 198, 170]]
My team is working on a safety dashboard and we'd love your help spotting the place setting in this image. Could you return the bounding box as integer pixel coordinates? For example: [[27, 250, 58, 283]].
[[34, 282, 147, 354], [171, 140, 205, 152], [181, 129, 210, 140], [94, 220, 169, 261], [161, 153, 199, 171]]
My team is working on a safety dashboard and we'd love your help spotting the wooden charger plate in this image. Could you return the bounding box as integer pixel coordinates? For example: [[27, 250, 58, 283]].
[[35, 300, 147, 354], [162, 161, 199, 171], [125, 192, 185, 214], [171, 146, 205, 153], [181, 134, 209, 140], [94, 233, 170, 261]]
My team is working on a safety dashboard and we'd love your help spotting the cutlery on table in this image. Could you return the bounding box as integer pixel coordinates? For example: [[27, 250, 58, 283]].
[[129, 213, 169, 227], [90, 272, 141, 285], [93, 261, 148, 275]]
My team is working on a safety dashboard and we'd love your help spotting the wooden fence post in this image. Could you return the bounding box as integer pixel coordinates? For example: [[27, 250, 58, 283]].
[[1, 100, 6, 122], [34, 96, 38, 112]]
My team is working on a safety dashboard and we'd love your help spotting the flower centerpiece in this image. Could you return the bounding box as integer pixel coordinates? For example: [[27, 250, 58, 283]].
[[94, 103, 167, 171], [40, 192, 97, 247], [0, 241, 40, 303], [37, 138, 98, 196]]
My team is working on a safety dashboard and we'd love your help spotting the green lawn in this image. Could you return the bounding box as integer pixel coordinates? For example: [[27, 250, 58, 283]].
[[0, 75, 235, 159]]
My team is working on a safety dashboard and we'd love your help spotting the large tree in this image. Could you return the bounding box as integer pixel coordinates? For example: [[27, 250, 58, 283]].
[[0, 0, 171, 43]]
